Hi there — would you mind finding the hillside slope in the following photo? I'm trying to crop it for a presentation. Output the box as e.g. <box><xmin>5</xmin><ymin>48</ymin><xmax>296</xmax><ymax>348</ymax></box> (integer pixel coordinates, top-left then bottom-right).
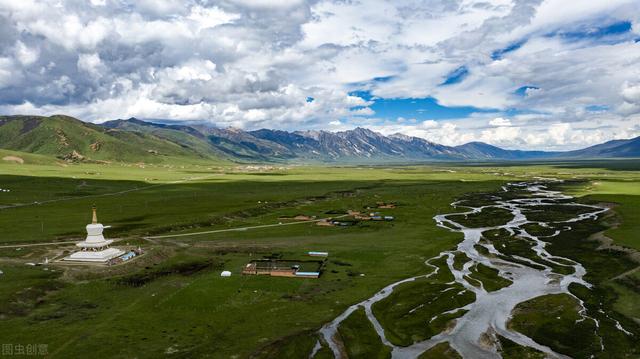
<box><xmin>0</xmin><ymin>115</ymin><xmax>225</xmax><ymax>163</ymax></box>
<box><xmin>559</xmin><ymin>136</ymin><xmax>640</xmax><ymax>158</ymax></box>
<box><xmin>102</xmin><ymin>118</ymin><xmax>229</xmax><ymax>160</ymax></box>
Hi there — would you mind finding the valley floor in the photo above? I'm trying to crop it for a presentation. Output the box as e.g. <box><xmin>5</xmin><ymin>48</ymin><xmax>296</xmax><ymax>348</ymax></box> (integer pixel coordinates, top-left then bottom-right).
<box><xmin>0</xmin><ymin>160</ymin><xmax>638</xmax><ymax>358</ymax></box>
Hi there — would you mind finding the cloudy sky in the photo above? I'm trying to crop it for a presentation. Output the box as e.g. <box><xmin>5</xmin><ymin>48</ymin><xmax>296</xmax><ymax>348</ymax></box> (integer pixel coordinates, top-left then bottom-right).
<box><xmin>1</xmin><ymin>0</ymin><xmax>640</xmax><ymax>150</ymax></box>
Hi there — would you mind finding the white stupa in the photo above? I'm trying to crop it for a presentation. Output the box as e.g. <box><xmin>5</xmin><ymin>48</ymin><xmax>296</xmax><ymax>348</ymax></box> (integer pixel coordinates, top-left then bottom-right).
<box><xmin>64</xmin><ymin>207</ymin><xmax>124</xmax><ymax>263</ymax></box>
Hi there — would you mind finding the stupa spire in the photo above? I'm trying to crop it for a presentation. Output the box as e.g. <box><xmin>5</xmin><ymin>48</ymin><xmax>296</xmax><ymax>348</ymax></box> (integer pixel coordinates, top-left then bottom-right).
<box><xmin>92</xmin><ymin>206</ymin><xmax>98</xmax><ymax>224</ymax></box>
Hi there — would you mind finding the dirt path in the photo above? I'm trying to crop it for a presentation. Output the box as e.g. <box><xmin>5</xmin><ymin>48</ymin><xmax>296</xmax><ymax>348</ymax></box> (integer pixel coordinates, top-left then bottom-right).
<box><xmin>142</xmin><ymin>215</ymin><xmax>348</xmax><ymax>240</ymax></box>
<box><xmin>591</xmin><ymin>230</ymin><xmax>640</xmax><ymax>264</ymax></box>
<box><xmin>611</xmin><ymin>266</ymin><xmax>640</xmax><ymax>281</ymax></box>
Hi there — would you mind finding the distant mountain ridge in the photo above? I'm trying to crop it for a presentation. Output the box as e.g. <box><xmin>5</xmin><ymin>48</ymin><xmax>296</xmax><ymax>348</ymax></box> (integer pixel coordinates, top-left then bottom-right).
<box><xmin>1</xmin><ymin>115</ymin><xmax>638</xmax><ymax>163</ymax></box>
<box><xmin>559</xmin><ymin>136</ymin><xmax>640</xmax><ymax>158</ymax></box>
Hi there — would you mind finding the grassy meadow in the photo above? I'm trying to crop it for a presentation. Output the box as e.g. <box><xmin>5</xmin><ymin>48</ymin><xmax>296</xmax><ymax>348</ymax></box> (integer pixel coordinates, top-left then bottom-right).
<box><xmin>0</xmin><ymin>158</ymin><xmax>638</xmax><ymax>358</ymax></box>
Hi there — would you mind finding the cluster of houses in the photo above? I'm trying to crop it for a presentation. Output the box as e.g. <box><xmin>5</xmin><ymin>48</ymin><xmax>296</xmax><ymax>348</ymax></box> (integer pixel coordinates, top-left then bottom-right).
<box><xmin>315</xmin><ymin>203</ymin><xmax>397</xmax><ymax>227</ymax></box>
<box><xmin>278</xmin><ymin>202</ymin><xmax>397</xmax><ymax>228</ymax></box>
<box><xmin>348</xmin><ymin>210</ymin><xmax>395</xmax><ymax>221</ymax></box>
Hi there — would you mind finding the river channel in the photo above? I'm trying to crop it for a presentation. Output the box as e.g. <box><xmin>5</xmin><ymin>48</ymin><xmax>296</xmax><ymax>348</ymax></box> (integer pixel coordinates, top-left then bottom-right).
<box><xmin>317</xmin><ymin>181</ymin><xmax>611</xmax><ymax>359</ymax></box>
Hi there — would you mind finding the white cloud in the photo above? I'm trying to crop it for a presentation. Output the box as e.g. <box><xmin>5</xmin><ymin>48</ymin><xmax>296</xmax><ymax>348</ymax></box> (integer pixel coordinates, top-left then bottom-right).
<box><xmin>77</xmin><ymin>53</ymin><xmax>103</xmax><ymax>75</ymax></box>
<box><xmin>481</xmin><ymin>125</ymin><xmax>521</xmax><ymax>146</ymax></box>
<box><xmin>618</xmin><ymin>82</ymin><xmax>640</xmax><ymax>115</ymax></box>
<box><xmin>134</xmin><ymin>0</ymin><xmax>187</xmax><ymax>17</ymax></box>
<box><xmin>0</xmin><ymin>57</ymin><xmax>18</xmax><ymax>88</ymax></box>
<box><xmin>231</xmin><ymin>0</ymin><xmax>305</xmax><ymax>10</ymax></box>
<box><xmin>547</xmin><ymin>123</ymin><xmax>571</xmax><ymax>145</ymax></box>
<box><xmin>621</xmin><ymin>83</ymin><xmax>640</xmax><ymax>103</ymax></box>
<box><xmin>489</xmin><ymin>117</ymin><xmax>512</xmax><ymax>127</ymax></box>
<box><xmin>14</xmin><ymin>41</ymin><xmax>39</xmax><ymax>66</ymax></box>
<box><xmin>419</xmin><ymin>120</ymin><xmax>439</xmax><ymax>129</ymax></box>
<box><xmin>25</xmin><ymin>15</ymin><xmax>111</xmax><ymax>51</ymax></box>
<box><xmin>351</xmin><ymin>107</ymin><xmax>375</xmax><ymax>116</ymax></box>
<box><xmin>187</xmin><ymin>6</ymin><xmax>240</xmax><ymax>32</ymax></box>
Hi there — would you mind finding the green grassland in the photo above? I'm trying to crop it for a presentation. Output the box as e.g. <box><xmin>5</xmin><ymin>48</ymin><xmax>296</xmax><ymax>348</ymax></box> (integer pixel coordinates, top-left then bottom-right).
<box><xmin>337</xmin><ymin>307</ymin><xmax>392</xmax><ymax>359</ymax></box>
<box><xmin>567</xmin><ymin>180</ymin><xmax>640</xmax><ymax>250</ymax></box>
<box><xmin>497</xmin><ymin>335</ymin><xmax>546</xmax><ymax>359</ymax></box>
<box><xmin>0</xmin><ymin>159</ymin><xmax>639</xmax><ymax>358</ymax></box>
<box><xmin>554</xmin><ymin>179</ymin><xmax>640</xmax><ymax>326</ymax></box>
<box><xmin>466</xmin><ymin>263</ymin><xmax>512</xmax><ymax>292</ymax></box>
<box><xmin>0</xmin><ymin>163</ymin><xmax>498</xmax><ymax>358</ymax></box>
<box><xmin>509</xmin><ymin>293</ymin><xmax>602</xmax><ymax>358</ymax></box>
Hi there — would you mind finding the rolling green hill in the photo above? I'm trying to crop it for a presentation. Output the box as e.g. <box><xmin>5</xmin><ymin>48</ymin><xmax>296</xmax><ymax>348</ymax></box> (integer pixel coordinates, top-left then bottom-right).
<box><xmin>0</xmin><ymin>115</ymin><xmax>228</xmax><ymax>164</ymax></box>
<box><xmin>101</xmin><ymin>118</ymin><xmax>232</xmax><ymax>160</ymax></box>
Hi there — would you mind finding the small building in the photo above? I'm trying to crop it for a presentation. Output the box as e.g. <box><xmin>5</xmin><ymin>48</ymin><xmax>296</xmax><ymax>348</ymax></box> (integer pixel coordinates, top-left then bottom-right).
<box><xmin>308</xmin><ymin>251</ymin><xmax>329</xmax><ymax>257</ymax></box>
<box><xmin>316</xmin><ymin>219</ymin><xmax>334</xmax><ymax>226</ymax></box>
<box><xmin>221</xmin><ymin>271</ymin><xmax>232</xmax><ymax>277</ymax></box>
<box><xmin>295</xmin><ymin>271</ymin><xmax>320</xmax><ymax>278</ymax></box>
<box><xmin>377</xmin><ymin>202</ymin><xmax>397</xmax><ymax>209</ymax></box>
<box><xmin>242</xmin><ymin>259</ymin><xmax>324</xmax><ymax>278</ymax></box>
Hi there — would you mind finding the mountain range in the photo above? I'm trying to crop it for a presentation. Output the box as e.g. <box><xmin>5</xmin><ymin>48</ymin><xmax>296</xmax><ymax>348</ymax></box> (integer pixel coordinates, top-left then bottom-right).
<box><xmin>0</xmin><ymin>115</ymin><xmax>638</xmax><ymax>164</ymax></box>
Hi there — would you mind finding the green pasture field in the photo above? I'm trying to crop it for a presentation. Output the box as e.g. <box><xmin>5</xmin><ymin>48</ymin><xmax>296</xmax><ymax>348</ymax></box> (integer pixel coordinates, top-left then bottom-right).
<box><xmin>337</xmin><ymin>307</ymin><xmax>392</xmax><ymax>359</ymax></box>
<box><xmin>566</xmin><ymin>180</ymin><xmax>640</xmax><ymax>250</ymax></box>
<box><xmin>0</xmin><ymin>158</ymin><xmax>638</xmax><ymax>358</ymax></box>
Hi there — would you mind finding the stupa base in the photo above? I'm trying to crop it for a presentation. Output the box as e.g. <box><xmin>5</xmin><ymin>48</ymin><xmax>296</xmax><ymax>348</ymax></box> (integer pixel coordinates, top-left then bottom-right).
<box><xmin>63</xmin><ymin>247</ymin><xmax>125</xmax><ymax>263</ymax></box>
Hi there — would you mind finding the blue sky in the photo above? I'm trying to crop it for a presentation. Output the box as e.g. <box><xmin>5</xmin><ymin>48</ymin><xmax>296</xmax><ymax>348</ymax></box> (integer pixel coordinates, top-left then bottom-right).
<box><xmin>349</xmin><ymin>91</ymin><xmax>497</xmax><ymax>121</ymax></box>
<box><xmin>0</xmin><ymin>0</ymin><xmax>639</xmax><ymax>150</ymax></box>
